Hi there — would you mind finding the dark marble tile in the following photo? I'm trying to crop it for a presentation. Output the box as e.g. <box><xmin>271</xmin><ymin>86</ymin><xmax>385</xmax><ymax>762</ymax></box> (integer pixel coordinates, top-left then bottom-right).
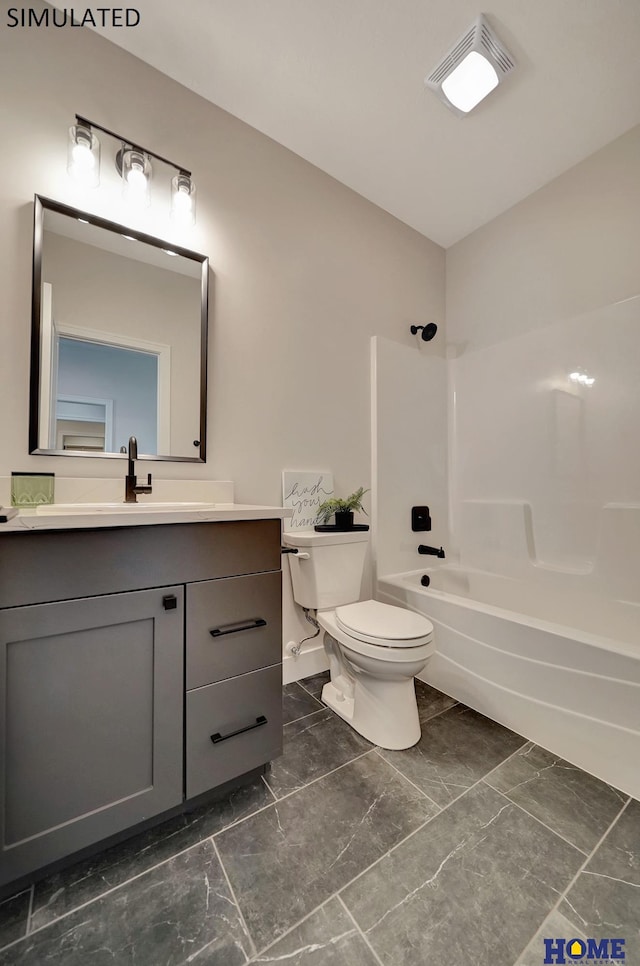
<box><xmin>561</xmin><ymin>869</ymin><xmax>640</xmax><ymax>964</ymax></box>
<box><xmin>415</xmin><ymin>679</ymin><xmax>457</xmax><ymax>724</ymax></box>
<box><xmin>31</xmin><ymin>774</ymin><xmax>273</xmax><ymax>931</ymax></box>
<box><xmin>341</xmin><ymin>781</ymin><xmax>584</xmax><ymax>966</ymax></box>
<box><xmin>298</xmin><ymin>671</ymin><xmax>330</xmax><ymax>699</ymax></box>
<box><xmin>584</xmin><ymin>798</ymin><xmax>640</xmax><ymax>884</ymax></box>
<box><xmin>0</xmin><ymin>891</ymin><xmax>30</xmax><ymax>953</ymax></box>
<box><xmin>486</xmin><ymin>742</ymin><xmax>628</xmax><ymax>854</ymax></box>
<box><xmin>242</xmin><ymin>898</ymin><xmax>377</xmax><ymax>965</ymax></box>
<box><xmin>1</xmin><ymin>840</ymin><xmax>251</xmax><ymax>966</ymax></box>
<box><xmin>282</xmin><ymin>683</ymin><xmax>323</xmax><ymax>726</ymax></box>
<box><xmin>378</xmin><ymin>705</ymin><xmax>526</xmax><ymax>806</ymax></box>
<box><xmin>557</xmin><ymin>799</ymin><xmax>640</xmax><ymax>966</ymax></box>
<box><xmin>216</xmin><ymin>752</ymin><xmax>438</xmax><ymax>952</ymax></box>
<box><xmin>515</xmin><ymin>910</ymin><xmax>585</xmax><ymax>966</ymax></box>
<box><xmin>265</xmin><ymin>708</ymin><xmax>373</xmax><ymax>799</ymax></box>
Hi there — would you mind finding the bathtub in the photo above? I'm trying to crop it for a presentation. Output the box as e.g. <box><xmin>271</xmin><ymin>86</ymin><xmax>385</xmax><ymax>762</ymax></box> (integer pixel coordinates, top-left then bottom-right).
<box><xmin>378</xmin><ymin>567</ymin><xmax>640</xmax><ymax>801</ymax></box>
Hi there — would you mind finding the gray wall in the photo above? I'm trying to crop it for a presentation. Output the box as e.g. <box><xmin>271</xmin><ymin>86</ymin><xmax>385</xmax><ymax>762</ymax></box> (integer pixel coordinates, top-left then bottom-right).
<box><xmin>0</xmin><ymin>4</ymin><xmax>444</xmax><ymax>648</ymax></box>
<box><xmin>0</xmin><ymin>8</ymin><xmax>445</xmax><ymax>497</ymax></box>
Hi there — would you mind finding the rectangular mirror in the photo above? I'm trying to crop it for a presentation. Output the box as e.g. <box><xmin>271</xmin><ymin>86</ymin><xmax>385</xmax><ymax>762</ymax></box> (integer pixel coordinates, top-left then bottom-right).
<box><xmin>30</xmin><ymin>196</ymin><xmax>208</xmax><ymax>462</ymax></box>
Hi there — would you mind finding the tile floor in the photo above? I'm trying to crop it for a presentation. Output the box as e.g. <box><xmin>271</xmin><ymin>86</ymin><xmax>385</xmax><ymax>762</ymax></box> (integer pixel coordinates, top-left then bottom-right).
<box><xmin>0</xmin><ymin>673</ymin><xmax>637</xmax><ymax>965</ymax></box>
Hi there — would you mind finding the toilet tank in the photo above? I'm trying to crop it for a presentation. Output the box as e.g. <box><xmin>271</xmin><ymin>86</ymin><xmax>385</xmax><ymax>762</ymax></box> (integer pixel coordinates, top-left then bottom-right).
<box><xmin>283</xmin><ymin>530</ymin><xmax>369</xmax><ymax>609</ymax></box>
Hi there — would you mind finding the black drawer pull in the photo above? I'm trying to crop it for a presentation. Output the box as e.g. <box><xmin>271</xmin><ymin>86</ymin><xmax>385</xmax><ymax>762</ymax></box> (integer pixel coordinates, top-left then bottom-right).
<box><xmin>210</xmin><ymin>715</ymin><xmax>268</xmax><ymax>744</ymax></box>
<box><xmin>209</xmin><ymin>618</ymin><xmax>267</xmax><ymax>638</ymax></box>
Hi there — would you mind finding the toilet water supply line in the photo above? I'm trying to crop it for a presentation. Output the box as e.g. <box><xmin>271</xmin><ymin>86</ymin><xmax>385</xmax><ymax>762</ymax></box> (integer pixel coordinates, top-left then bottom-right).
<box><xmin>287</xmin><ymin>608</ymin><xmax>320</xmax><ymax>657</ymax></box>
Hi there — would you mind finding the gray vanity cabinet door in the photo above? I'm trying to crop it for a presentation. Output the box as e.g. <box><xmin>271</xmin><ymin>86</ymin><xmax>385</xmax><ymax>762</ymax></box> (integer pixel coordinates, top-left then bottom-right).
<box><xmin>0</xmin><ymin>587</ymin><xmax>184</xmax><ymax>888</ymax></box>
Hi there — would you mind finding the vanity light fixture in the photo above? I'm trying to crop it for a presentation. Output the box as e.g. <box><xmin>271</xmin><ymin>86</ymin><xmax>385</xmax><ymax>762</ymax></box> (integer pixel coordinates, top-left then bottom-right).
<box><xmin>67</xmin><ymin>115</ymin><xmax>197</xmax><ymax>225</ymax></box>
<box><xmin>569</xmin><ymin>370</ymin><xmax>595</xmax><ymax>387</ymax></box>
<box><xmin>425</xmin><ymin>14</ymin><xmax>515</xmax><ymax>116</ymax></box>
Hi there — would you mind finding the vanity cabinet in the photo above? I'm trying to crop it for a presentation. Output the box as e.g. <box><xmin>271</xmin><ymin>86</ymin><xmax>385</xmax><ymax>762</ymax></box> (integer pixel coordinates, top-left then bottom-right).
<box><xmin>0</xmin><ymin>588</ymin><xmax>184</xmax><ymax>888</ymax></box>
<box><xmin>0</xmin><ymin>520</ymin><xmax>283</xmax><ymax>890</ymax></box>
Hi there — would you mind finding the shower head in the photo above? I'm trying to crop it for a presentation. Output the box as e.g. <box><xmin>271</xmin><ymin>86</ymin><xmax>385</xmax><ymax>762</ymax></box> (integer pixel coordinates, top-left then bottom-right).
<box><xmin>410</xmin><ymin>322</ymin><xmax>438</xmax><ymax>342</ymax></box>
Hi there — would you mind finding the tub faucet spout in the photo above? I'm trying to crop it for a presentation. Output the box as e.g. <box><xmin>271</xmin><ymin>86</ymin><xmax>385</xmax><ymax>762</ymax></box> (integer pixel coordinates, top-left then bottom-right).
<box><xmin>418</xmin><ymin>544</ymin><xmax>445</xmax><ymax>558</ymax></box>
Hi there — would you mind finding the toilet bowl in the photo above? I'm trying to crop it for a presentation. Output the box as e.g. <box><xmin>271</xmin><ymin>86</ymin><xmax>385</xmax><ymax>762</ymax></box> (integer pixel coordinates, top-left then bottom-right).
<box><xmin>283</xmin><ymin>529</ymin><xmax>434</xmax><ymax>749</ymax></box>
<box><xmin>318</xmin><ymin>601</ymin><xmax>433</xmax><ymax>749</ymax></box>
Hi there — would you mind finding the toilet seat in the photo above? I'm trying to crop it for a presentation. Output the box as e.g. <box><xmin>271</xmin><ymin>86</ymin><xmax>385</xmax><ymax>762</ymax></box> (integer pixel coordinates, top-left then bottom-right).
<box><xmin>334</xmin><ymin>600</ymin><xmax>433</xmax><ymax>649</ymax></box>
<box><xmin>318</xmin><ymin>607</ymin><xmax>434</xmax><ymax>664</ymax></box>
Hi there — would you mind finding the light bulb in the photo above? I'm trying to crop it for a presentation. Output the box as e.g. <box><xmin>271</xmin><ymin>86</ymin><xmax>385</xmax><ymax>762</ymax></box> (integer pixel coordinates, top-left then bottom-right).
<box><xmin>72</xmin><ymin>142</ymin><xmax>95</xmax><ymax>170</ymax></box>
<box><xmin>174</xmin><ymin>186</ymin><xmax>193</xmax><ymax>212</ymax></box>
<box><xmin>127</xmin><ymin>164</ymin><xmax>148</xmax><ymax>192</ymax></box>
<box><xmin>67</xmin><ymin>124</ymin><xmax>100</xmax><ymax>187</ymax></box>
<box><xmin>120</xmin><ymin>149</ymin><xmax>152</xmax><ymax>208</ymax></box>
<box><xmin>171</xmin><ymin>173</ymin><xmax>196</xmax><ymax>226</ymax></box>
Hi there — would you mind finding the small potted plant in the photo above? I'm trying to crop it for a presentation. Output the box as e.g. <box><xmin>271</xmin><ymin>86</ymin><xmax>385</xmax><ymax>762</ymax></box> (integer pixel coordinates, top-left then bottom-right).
<box><xmin>316</xmin><ymin>486</ymin><xmax>369</xmax><ymax>530</ymax></box>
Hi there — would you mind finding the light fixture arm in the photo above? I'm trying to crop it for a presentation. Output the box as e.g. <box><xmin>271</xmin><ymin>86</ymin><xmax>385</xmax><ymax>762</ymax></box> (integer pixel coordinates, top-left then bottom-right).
<box><xmin>75</xmin><ymin>114</ymin><xmax>191</xmax><ymax>177</ymax></box>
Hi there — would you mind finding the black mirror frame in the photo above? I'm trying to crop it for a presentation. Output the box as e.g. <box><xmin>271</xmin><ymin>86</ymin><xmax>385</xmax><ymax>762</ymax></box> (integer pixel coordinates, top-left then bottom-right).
<box><xmin>29</xmin><ymin>194</ymin><xmax>209</xmax><ymax>463</ymax></box>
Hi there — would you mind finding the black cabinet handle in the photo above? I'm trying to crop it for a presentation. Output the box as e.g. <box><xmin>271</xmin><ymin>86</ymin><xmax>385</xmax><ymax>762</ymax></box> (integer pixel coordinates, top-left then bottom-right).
<box><xmin>209</xmin><ymin>618</ymin><xmax>266</xmax><ymax>638</ymax></box>
<box><xmin>210</xmin><ymin>715</ymin><xmax>267</xmax><ymax>744</ymax></box>
<box><xmin>163</xmin><ymin>595</ymin><xmax>178</xmax><ymax>610</ymax></box>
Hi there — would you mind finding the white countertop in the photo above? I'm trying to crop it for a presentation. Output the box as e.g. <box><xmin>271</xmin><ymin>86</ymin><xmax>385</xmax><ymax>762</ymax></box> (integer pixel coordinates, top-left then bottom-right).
<box><xmin>0</xmin><ymin>503</ymin><xmax>290</xmax><ymax>532</ymax></box>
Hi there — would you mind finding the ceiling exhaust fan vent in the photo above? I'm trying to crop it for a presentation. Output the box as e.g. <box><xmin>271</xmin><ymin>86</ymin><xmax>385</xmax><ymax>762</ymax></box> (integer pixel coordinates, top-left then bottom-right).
<box><xmin>479</xmin><ymin>21</ymin><xmax>515</xmax><ymax>75</ymax></box>
<box><xmin>425</xmin><ymin>14</ymin><xmax>516</xmax><ymax>117</ymax></box>
<box><xmin>427</xmin><ymin>26</ymin><xmax>476</xmax><ymax>87</ymax></box>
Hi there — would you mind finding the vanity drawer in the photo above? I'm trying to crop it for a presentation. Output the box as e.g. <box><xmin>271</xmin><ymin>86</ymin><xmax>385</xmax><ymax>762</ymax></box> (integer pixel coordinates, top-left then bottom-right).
<box><xmin>186</xmin><ymin>571</ymin><xmax>282</xmax><ymax>688</ymax></box>
<box><xmin>186</xmin><ymin>665</ymin><xmax>282</xmax><ymax>798</ymax></box>
<box><xmin>0</xmin><ymin>520</ymin><xmax>281</xmax><ymax>609</ymax></box>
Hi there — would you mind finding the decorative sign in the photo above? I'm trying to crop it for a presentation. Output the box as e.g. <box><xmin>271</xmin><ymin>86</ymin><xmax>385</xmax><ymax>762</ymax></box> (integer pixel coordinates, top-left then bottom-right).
<box><xmin>282</xmin><ymin>471</ymin><xmax>334</xmax><ymax>531</ymax></box>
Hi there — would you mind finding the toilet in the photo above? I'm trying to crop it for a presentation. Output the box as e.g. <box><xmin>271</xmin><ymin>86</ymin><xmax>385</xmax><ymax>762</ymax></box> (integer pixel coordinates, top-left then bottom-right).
<box><xmin>283</xmin><ymin>529</ymin><xmax>433</xmax><ymax>749</ymax></box>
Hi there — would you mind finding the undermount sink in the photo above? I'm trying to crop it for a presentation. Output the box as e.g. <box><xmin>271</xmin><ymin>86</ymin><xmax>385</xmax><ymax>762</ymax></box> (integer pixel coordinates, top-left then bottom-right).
<box><xmin>36</xmin><ymin>502</ymin><xmax>216</xmax><ymax>515</ymax></box>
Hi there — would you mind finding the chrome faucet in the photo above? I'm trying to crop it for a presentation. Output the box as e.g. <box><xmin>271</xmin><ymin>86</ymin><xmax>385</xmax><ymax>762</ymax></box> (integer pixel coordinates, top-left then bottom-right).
<box><xmin>125</xmin><ymin>436</ymin><xmax>152</xmax><ymax>503</ymax></box>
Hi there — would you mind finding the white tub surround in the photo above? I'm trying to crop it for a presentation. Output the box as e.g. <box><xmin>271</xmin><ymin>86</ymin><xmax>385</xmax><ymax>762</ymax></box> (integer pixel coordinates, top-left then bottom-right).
<box><xmin>378</xmin><ymin>568</ymin><xmax>640</xmax><ymax>801</ymax></box>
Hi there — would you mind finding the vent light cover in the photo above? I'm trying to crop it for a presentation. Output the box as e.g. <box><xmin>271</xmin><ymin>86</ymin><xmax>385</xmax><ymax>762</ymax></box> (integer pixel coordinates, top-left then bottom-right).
<box><xmin>425</xmin><ymin>14</ymin><xmax>515</xmax><ymax>116</ymax></box>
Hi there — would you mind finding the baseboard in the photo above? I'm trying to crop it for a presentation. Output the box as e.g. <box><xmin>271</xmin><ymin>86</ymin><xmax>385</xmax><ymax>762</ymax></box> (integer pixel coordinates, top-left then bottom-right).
<box><xmin>282</xmin><ymin>641</ymin><xmax>328</xmax><ymax>684</ymax></box>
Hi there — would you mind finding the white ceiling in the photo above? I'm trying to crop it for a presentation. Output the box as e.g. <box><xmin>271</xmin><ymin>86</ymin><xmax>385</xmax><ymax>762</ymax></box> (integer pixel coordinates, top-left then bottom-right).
<box><xmin>87</xmin><ymin>0</ymin><xmax>640</xmax><ymax>247</ymax></box>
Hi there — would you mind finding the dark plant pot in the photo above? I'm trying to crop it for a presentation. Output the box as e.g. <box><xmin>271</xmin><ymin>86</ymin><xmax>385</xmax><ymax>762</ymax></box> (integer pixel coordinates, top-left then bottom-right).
<box><xmin>334</xmin><ymin>510</ymin><xmax>354</xmax><ymax>530</ymax></box>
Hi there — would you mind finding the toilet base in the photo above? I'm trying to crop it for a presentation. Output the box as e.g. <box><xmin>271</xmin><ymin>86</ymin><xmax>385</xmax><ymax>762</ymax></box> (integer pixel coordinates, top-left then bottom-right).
<box><xmin>321</xmin><ymin>681</ymin><xmax>355</xmax><ymax>724</ymax></box>
<box><xmin>317</xmin><ymin>608</ymin><xmax>432</xmax><ymax>750</ymax></box>
<box><xmin>322</xmin><ymin>671</ymin><xmax>422</xmax><ymax>750</ymax></box>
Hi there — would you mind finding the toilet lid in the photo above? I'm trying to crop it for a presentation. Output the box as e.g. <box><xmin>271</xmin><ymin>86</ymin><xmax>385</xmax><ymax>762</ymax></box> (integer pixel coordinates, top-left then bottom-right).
<box><xmin>335</xmin><ymin>600</ymin><xmax>433</xmax><ymax>648</ymax></box>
